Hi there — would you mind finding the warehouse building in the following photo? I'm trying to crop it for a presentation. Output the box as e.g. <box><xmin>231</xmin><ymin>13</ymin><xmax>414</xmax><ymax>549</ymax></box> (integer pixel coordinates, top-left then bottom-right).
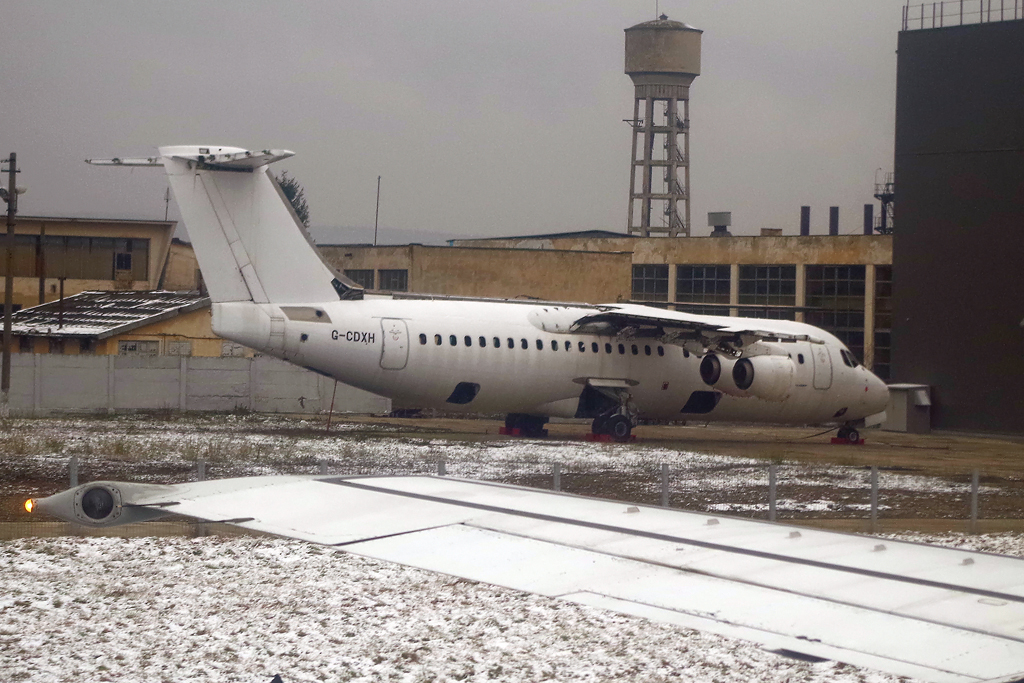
<box><xmin>0</xmin><ymin>216</ymin><xmax>176</xmax><ymax>311</ymax></box>
<box><xmin>892</xmin><ymin>8</ymin><xmax>1024</xmax><ymax>432</ymax></box>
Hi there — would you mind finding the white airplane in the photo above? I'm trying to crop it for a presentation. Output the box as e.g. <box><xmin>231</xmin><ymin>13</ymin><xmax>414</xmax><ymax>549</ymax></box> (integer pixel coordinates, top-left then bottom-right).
<box><xmin>89</xmin><ymin>145</ymin><xmax>889</xmax><ymax>442</ymax></box>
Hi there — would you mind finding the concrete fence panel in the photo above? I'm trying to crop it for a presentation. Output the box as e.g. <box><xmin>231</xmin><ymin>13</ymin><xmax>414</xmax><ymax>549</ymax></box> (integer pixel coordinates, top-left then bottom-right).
<box><xmin>113</xmin><ymin>356</ymin><xmax>181</xmax><ymax>411</ymax></box>
<box><xmin>252</xmin><ymin>356</ymin><xmax>323</xmax><ymax>413</ymax></box>
<box><xmin>7</xmin><ymin>353</ymin><xmax>390</xmax><ymax>416</ymax></box>
<box><xmin>9</xmin><ymin>355</ymin><xmax>37</xmax><ymax>412</ymax></box>
<box><xmin>39</xmin><ymin>355</ymin><xmax>110</xmax><ymax>412</ymax></box>
<box><xmin>319</xmin><ymin>376</ymin><xmax>392</xmax><ymax>415</ymax></box>
<box><xmin>185</xmin><ymin>357</ymin><xmax>251</xmax><ymax>412</ymax></box>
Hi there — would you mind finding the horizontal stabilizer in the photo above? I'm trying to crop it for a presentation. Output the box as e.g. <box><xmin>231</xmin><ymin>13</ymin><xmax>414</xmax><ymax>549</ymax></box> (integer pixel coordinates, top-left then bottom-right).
<box><xmin>86</xmin><ymin>147</ymin><xmax>294</xmax><ymax>171</ymax></box>
<box><xmin>85</xmin><ymin>156</ymin><xmax>161</xmax><ymax>167</ymax></box>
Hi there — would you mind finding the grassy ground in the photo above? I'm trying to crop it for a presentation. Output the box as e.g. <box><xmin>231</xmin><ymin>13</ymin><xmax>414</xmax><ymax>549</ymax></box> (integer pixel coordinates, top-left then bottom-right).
<box><xmin>2</xmin><ymin>412</ymin><xmax>1023</xmax><ymax>533</ymax></box>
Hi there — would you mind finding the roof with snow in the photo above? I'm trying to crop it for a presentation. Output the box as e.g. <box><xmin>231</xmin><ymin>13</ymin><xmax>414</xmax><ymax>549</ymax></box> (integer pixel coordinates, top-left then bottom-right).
<box><xmin>10</xmin><ymin>291</ymin><xmax>210</xmax><ymax>339</ymax></box>
<box><xmin>452</xmin><ymin>230</ymin><xmax>634</xmax><ymax>243</ymax></box>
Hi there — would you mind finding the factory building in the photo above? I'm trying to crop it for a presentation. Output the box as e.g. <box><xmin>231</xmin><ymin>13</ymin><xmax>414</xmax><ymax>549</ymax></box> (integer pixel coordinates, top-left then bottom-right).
<box><xmin>892</xmin><ymin>6</ymin><xmax>1024</xmax><ymax>432</ymax></box>
<box><xmin>0</xmin><ymin>216</ymin><xmax>176</xmax><ymax>311</ymax></box>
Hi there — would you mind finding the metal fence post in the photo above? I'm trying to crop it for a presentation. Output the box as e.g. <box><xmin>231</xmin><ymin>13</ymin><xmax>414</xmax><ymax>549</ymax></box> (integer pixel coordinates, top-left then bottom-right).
<box><xmin>437</xmin><ymin>459</ymin><xmax>446</xmax><ymax>477</ymax></box>
<box><xmin>970</xmin><ymin>469</ymin><xmax>979</xmax><ymax>534</ymax></box>
<box><xmin>197</xmin><ymin>460</ymin><xmax>206</xmax><ymax>482</ymax></box>
<box><xmin>69</xmin><ymin>455</ymin><xmax>78</xmax><ymax>488</ymax></box>
<box><xmin>870</xmin><ymin>466</ymin><xmax>879</xmax><ymax>534</ymax></box>
<box><xmin>318</xmin><ymin>459</ymin><xmax>328</xmax><ymax>475</ymax></box>
<box><xmin>768</xmin><ymin>463</ymin><xmax>777</xmax><ymax>522</ymax></box>
<box><xmin>552</xmin><ymin>462</ymin><xmax>561</xmax><ymax>491</ymax></box>
<box><xmin>661</xmin><ymin>463</ymin><xmax>670</xmax><ymax>508</ymax></box>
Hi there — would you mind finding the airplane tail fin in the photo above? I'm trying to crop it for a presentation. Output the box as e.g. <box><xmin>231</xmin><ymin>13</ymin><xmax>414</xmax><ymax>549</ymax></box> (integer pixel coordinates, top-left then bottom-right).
<box><xmin>156</xmin><ymin>146</ymin><xmax>360</xmax><ymax>304</ymax></box>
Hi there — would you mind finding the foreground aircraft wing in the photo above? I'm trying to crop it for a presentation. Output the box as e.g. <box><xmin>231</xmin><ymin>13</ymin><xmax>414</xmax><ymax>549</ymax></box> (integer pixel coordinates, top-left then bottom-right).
<box><xmin>571</xmin><ymin>303</ymin><xmax>818</xmax><ymax>354</ymax></box>
<box><xmin>31</xmin><ymin>475</ymin><xmax>1024</xmax><ymax>683</ymax></box>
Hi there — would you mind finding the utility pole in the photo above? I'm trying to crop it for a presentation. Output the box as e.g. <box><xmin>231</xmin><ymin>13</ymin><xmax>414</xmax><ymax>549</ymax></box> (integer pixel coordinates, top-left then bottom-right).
<box><xmin>373</xmin><ymin>176</ymin><xmax>381</xmax><ymax>246</ymax></box>
<box><xmin>1</xmin><ymin>153</ymin><xmax>21</xmax><ymax>418</ymax></box>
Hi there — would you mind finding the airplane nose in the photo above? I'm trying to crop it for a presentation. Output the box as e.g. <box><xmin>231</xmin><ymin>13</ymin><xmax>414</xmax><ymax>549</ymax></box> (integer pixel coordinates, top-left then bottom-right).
<box><xmin>868</xmin><ymin>372</ymin><xmax>890</xmax><ymax>412</ymax></box>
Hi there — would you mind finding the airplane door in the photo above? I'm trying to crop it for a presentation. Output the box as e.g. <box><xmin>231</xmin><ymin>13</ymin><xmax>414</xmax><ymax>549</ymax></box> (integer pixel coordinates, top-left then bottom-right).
<box><xmin>380</xmin><ymin>318</ymin><xmax>409</xmax><ymax>370</ymax></box>
<box><xmin>811</xmin><ymin>343</ymin><xmax>833</xmax><ymax>390</ymax></box>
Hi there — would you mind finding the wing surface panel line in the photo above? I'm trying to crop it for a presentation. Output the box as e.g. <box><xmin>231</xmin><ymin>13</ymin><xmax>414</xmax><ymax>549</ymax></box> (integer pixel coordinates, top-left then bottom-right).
<box><xmin>327</xmin><ymin>478</ymin><xmax>1024</xmax><ymax>608</ymax></box>
<box><xmin>331</xmin><ymin>523</ymin><xmax>455</xmax><ymax>547</ymax></box>
<box><xmin>457</xmin><ymin>521</ymin><xmax>1024</xmax><ymax>649</ymax></box>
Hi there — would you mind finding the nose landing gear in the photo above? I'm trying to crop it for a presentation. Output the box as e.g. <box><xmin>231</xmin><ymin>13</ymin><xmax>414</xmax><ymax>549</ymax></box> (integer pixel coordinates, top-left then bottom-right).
<box><xmin>835</xmin><ymin>425</ymin><xmax>861</xmax><ymax>444</ymax></box>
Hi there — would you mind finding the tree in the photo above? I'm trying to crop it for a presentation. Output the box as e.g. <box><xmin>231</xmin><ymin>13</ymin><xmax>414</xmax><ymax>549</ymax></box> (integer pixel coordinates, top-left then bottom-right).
<box><xmin>276</xmin><ymin>171</ymin><xmax>310</xmax><ymax>228</ymax></box>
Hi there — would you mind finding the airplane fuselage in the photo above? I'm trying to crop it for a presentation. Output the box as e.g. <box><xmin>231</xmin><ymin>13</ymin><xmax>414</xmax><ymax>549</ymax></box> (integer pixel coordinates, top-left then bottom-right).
<box><xmin>214</xmin><ymin>296</ymin><xmax>889</xmax><ymax>425</ymax></box>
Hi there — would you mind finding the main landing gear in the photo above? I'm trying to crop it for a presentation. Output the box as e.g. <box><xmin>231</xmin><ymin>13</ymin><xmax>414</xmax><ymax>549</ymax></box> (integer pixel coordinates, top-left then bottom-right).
<box><xmin>591</xmin><ymin>413</ymin><xmax>634</xmax><ymax>442</ymax></box>
<box><xmin>504</xmin><ymin>413</ymin><xmax>548</xmax><ymax>438</ymax></box>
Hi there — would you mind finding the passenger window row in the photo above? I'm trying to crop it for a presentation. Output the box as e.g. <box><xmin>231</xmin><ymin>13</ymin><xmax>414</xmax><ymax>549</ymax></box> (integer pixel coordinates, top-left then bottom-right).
<box><xmin>417</xmin><ymin>333</ymin><xmax>665</xmax><ymax>357</ymax></box>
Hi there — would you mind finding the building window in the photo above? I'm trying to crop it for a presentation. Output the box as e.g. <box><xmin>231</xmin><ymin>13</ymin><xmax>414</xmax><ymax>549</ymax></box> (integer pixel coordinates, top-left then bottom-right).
<box><xmin>79</xmin><ymin>338</ymin><xmax>96</xmax><ymax>355</ymax></box>
<box><xmin>0</xmin><ymin>235</ymin><xmax>151</xmax><ymax>281</ymax></box>
<box><xmin>676</xmin><ymin>265</ymin><xmax>731</xmax><ymax>315</ymax></box>
<box><xmin>344</xmin><ymin>269</ymin><xmax>375</xmax><ymax>289</ymax></box>
<box><xmin>873</xmin><ymin>265</ymin><xmax>892</xmax><ymax>380</ymax></box>
<box><xmin>118</xmin><ymin>340</ymin><xmax>159</xmax><ymax>356</ymax></box>
<box><xmin>166</xmin><ymin>340</ymin><xmax>193</xmax><ymax>357</ymax></box>
<box><xmin>738</xmin><ymin>265</ymin><xmax>796</xmax><ymax>320</ymax></box>
<box><xmin>48</xmin><ymin>338</ymin><xmax>65</xmax><ymax>354</ymax></box>
<box><xmin>221</xmin><ymin>341</ymin><xmax>247</xmax><ymax>357</ymax></box>
<box><xmin>631</xmin><ymin>264</ymin><xmax>669</xmax><ymax>302</ymax></box>
<box><xmin>378</xmin><ymin>269</ymin><xmax>408</xmax><ymax>292</ymax></box>
<box><xmin>18</xmin><ymin>336</ymin><xmax>32</xmax><ymax>353</ymax></box>
<box><xmin>114</xmin><ymin>252</ymin><xmax>133</xmax><ymax>272</ymax></box>
<box><xmin>805</xmin><ymin>265</ymin><xmax>867</xmax><ymax>363</ymax></box>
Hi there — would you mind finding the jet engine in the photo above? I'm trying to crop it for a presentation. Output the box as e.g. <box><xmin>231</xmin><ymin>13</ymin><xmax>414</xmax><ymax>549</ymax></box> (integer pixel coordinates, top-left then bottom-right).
<box><xmin>699</xmin><ymin>354</ymin><xmax>750</xmax><ymax>397</ymax></box>
<box><xmin>732</xmin><ymin>355</ymin><xmax>796</xmax><ymax>402</ymax></box>
<box><xmin>27</xmin><ymin>482</ymin><xmax>173</xmax><ymax>527</ymax></box>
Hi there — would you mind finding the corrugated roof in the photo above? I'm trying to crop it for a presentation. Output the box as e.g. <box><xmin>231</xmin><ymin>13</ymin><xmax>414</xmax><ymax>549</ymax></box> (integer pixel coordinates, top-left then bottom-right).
<box><xmin>454</xmin><ymin>230</ymin><xmax>634</xmax><ymax>242</ymax></box>
<box><xmin>10</xmin><ymin>291</ymin><xmax>210</xmax><ymax>339</ymax></box>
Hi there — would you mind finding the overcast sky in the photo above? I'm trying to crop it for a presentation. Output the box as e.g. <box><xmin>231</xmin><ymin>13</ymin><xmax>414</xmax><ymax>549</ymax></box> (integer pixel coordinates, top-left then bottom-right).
<box><xmin>1</xmin><ymin>1</ymin><xmax>911</xmax><ymax>242</ymax></box>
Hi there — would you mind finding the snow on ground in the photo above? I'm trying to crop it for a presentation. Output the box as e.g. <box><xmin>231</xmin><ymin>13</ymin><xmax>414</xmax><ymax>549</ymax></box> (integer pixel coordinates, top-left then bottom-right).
<box><xmin>3</xmin><ymin>416</ymin><xmax>1022</xmax><ymax>681</ymax></box>
<box><xmin>11</xmin><ymin>531</ymin><xmax>1015</xmax><ymax>683</ymax></box>
<box><xmin>2</xmin><ymin>414</ymin><xmax>995</xmax><ymax>519</ymax></box>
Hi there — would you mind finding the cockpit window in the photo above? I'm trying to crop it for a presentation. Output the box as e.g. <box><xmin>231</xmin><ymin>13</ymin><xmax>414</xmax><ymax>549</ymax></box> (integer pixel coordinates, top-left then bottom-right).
<box><xmin>840</xmin><ymin>349</ymin><xmax>860</xmax><ymax>368</ymax></box>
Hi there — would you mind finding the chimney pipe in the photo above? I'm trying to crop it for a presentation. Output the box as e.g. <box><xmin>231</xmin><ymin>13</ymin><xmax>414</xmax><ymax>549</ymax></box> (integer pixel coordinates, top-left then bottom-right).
<box><xmin>829</xmin><ymin>206</ymin><xmax>839</xmax><ymax>236</ymax></box>
<box><xmin>863</xmin><ymin>204</ymin><xmax>874</xmax><ymax>235</ymax></box>
<box><xmin>800</xmin><ymin>206</ymin><xmax>810</xmax><ymax>236</ymax></box>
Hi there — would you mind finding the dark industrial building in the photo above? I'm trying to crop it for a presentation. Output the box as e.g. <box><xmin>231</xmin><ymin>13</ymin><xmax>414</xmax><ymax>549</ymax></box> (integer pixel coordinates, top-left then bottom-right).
<box><xmin>893</xmin><ymin>10</ymin><xmax>1024</xmax><ymax>432</ymax></box>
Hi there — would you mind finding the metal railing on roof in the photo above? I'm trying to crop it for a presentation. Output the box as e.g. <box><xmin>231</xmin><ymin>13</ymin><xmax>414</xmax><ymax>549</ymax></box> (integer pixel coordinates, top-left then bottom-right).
<box><xmin>902</xmin><ymin>0</ymin><xmax>1022</xmax><ymax>30</ymax></box>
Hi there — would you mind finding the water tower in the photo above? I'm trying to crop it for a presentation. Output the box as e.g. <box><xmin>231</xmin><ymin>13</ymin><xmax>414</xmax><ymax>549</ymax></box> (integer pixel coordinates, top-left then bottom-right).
<box><xmin>625</xmin><ymin>15</ymin><xmax>702</xmax><ymax>237</ymax></box>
